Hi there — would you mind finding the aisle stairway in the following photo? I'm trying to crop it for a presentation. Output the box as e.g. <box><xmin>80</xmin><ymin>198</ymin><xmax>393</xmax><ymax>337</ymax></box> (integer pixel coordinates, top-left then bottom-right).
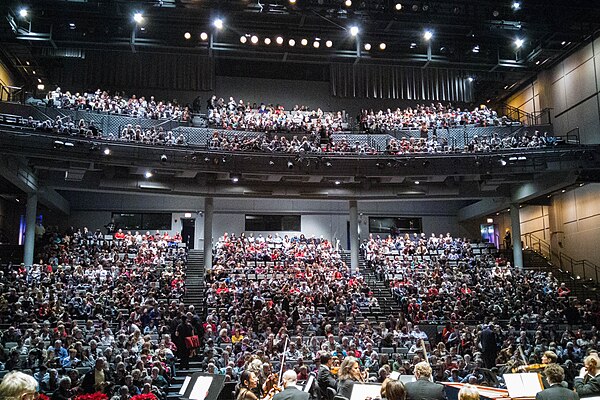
<box><xmin>184</xmin><ymin>250</ymin><xmax>207</xmax><ymax>313</ymax></box>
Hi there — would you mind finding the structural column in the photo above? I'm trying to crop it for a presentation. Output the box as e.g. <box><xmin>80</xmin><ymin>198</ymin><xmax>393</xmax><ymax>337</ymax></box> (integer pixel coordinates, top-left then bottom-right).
<box><xmin>349</xmin><ymin>200</ymin><xmax>359</xmax><ymax>272</ymax></box>
<box><xmin>203</xmin><ymin>197</ymin><xmax>214</xmax><ymax>270</ymax></box>
<box><xmin>23</xmin><ymin>192</ymin><xmax>38</xmax><ymax>267</ymax></box>
<box><xmin>510</xmin><ymin>204</ymin><xmax>523</xmax><ymax>268</ymax></box>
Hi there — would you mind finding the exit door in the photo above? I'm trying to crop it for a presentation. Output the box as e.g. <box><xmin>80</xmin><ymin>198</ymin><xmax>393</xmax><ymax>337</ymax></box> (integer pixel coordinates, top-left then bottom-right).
<box><xmin>181</xmin><ymin>219</ymin><xmax>195</xmax><ymax>249</ymax></box>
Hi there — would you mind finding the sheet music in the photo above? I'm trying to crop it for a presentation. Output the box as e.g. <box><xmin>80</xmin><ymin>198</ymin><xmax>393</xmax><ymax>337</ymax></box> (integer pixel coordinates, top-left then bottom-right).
<box><xmin>350</xmin><ymin>383</ymin><xmax>382</xmax><ymax>400</ymax></box>
<box><xmin>189</xmin><ymin>376</ymin><xmax>214</xmax><ymax>400</ymax></box>
<box><xmin>504</xmin><ymin>373</ymin><xmax>543</xmax><ymax>398</ymax></box>
<box><xmin>179</xmin><ymin>376</ymin><xmax>192</xmax><ymax>395</ymax></box>
<box><xmin>304</xmin><ymin>374</ymin><xmax>315</xmax><ymax>392</ymax></box>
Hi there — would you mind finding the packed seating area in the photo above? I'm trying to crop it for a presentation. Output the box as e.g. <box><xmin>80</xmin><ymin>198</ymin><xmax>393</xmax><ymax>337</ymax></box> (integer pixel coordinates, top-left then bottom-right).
<box><xmin>45</xmin><ymin>87</ymin><xmax>191</xmax><ymax>122</ymax></box>
<box><xmin>358</xmin><ymin>104</ymin><xmax>518</xmax><ymax>133</ymax></box>
<box><xmin>0</xmin><ymin>227</ymin><xmax>188</xmax><ymax>399</ymax></box>
<box><xmin>207</xmin><ymin>95</ymin><xmax>347</xmax><ymax>133</ymax></box>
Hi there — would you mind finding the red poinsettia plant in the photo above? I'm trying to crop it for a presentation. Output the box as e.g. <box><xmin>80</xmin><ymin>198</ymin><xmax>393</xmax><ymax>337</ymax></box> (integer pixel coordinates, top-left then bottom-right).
<box><xmin>73</xmin><ymin>393</ymin><xmax>109</xmax><ymax>400</ymax></box>
<box><xmin>130</xmin><ymin>394</ymin><xmax>157</xmax><ymax>400</ymax></box>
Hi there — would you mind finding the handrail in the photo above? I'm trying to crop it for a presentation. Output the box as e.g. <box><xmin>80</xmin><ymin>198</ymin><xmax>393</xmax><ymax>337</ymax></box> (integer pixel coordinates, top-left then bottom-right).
<box><xmin>521</xmin><ymin>232</ymin><xmax>600</xmax><ymax>283</ymax></box>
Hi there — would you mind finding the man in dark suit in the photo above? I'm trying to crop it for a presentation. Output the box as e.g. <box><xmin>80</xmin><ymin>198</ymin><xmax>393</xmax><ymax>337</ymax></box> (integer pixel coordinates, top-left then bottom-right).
<box><xmin>479</xmin><ymin>324</ymin><xmax>498</xmax><ymax>369</ymax></box>
<box><xmin>405</xmin><ymin>362</ymin><xmax>446</xmax><ymax>400</ymax></box>
<box><xmin>317</xmin><ymin>353</ymin><xmax>337</xmax><ymax>400</ymax></box>
<box><xmin>273</xmin><ymin>370</ymin><xmax>310</xmax><ymax>400</ymax></box>
<box><xmin>536</xmin><ymin>364</ymin><xmax>579</xmax><ymax>400</ymax></box>
<box><xmin>81</xmin><ymin>357</ymin><xmax>113</xmax><ymax>394</ymax></box>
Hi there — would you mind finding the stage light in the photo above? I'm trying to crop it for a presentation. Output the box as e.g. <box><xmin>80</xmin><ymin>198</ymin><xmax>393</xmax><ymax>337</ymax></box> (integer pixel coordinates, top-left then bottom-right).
<box><xmin>395</xmin><ymin>3</ymin><xmax>402</xmax><ymax>10</ymax></box>
<box><xmin>287</xmin><ymin>161</ymin><xmax>294</xmax><ymax>169</ymax></box>
<box><xmin>301</xmin><ymin>38</ymin><xmax>308</xmax><ymax>46</ymax></box>
<box><xmin>345</xmin><ymin>0</ymin><xmax>352</xmax><ymax>6</ymax></box>
<box><xmin>19</xmin><ymin>8</ymin><xmax>28</xmax><ymax>18</ymax></box>
<box><xmin>410</xmin><ymin>42</ymin><xmax>417</xmax><ymax>48</ymax></box>
<box><xmin>251</xmin><ymin>35</ymin><xmax>259</xmax><ymax>44</ymax></box>
<box><xmin>231</xmin><ymin>175</ymin><xmax>240</xmax><ymax>183</ymax></box>
<box><xmin>133</xmin><ymin>12</ymin><xmax>143</xmax><ymax>24</ymax></box>
<box><xmin>514</xmin><ymin>38</ymin><xmax>524</xmax><ymax>48</ymax></box>
<box><xmin>364</xmin><ymin>43</ymin><xmax>371</xmax><ymax>51</ymax></box>
<box><xmin>335</xmin><ymin>180</ymin><xmax>341</xmax><ymax>185</ymax></box>
<box><xmin>144</xmin><ymin>171</ymin><xmax>153</xmax><ymax>178</ymax></box>
<box><xmin>103</xmin><ymin>148</ymin><xmax>111</xmax><ymax>155</ymax></box>
<box><xmin>37</xmin><ymin>84</ymin><xmax>44</xmax><ymax>90</ymax></box>
<box><xmin>468</xmin><ymin>77</ymin><xmax>474</xmax><ymax>82</ymax></box>
<box><xmin>472</xmin><ymin>45</ymin><xmax>480</xmax><ymax>53</ymax></box>
<box><xmin>423</xmin><ymin>30</ymin><xmax>433</xmax><ymax>41</ymax></box>
<box><xmin>289</xmin><ymin>0</ymin><xmax>296</xmax><ymax>3</ymax></box>
<box><xmin>69</xmin><ymin>23</ymin><xmax>76</xmax><ymax>29</ymax></box>
<box><xmin>289</xmin><ymin>39</ymin><xmax>296</xmax><ymax>46</ymax></box>
<box><xmin>379</xmin><ymin>43</ymin><xmax>386</xmax><ymax>50</ymax></box>
<box><xmin>240</xmin><ymin>36</ymin><xmax>247</xmax><ymax>43</ymax></box>
<box><xmin>500</xmin><ymin>159</ymin><xmax>507</xmax><ymax>166</ymax></box>
<box><xmin>264</xmin><ymin>37</ymin><xmax>271</xmax><ymax>45</ymax></box>
<box><xmin>414</xmin><ymin>181</ymin><xmax>420</xmax><ymax>185</ymax></box>
<box><xmin>313</xmin><ymin>40</ymin><xmax>320</xmax><ymax>48</ymax></box>
<box><xmin>326</xmin><ymin>40</ymin><xmax>333</xmax><ymax>47</ymax></box>
<box><xmin>512</xmin><ymin>1</ymin><xmax>520</xmax><ymax>10</ymax></box>
<box><xmin>276</xmin><ymin>36</ymin><xmax>284</xmax><ymax>45</ymax></box>
<box><xmin>350</xmin><ymin>26</ymin><xmax>359</xmax><ymax>36</ymax></box>
<box><xmin>200</xmin><ymin>32</ymin><xmax>208</xmax><ymax>40</ymax></box>
<box><xmin>213</xmin><ymin>18</ymin><xmax>223</xmax><ymax>30</ymax></box>
<box><xmin>184</xmin><ymin>32</ymin><xmax>191</xmax><ymax>40</ymax></box>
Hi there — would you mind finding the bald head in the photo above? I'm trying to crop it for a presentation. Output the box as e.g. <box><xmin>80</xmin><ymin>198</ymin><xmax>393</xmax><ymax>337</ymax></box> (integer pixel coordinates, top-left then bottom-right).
<box><xmin>282</xmin><ymin>370</ymin><xmax>298</xmax><ymax>386</ymax></box>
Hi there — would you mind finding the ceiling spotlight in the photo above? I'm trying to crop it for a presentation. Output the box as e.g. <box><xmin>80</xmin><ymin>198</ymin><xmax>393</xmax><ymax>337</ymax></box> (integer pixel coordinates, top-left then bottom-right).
<box><xmin>264</xmin><ymin>37</ymin><xmax>271</xmax><ymax>45</ymax></box>
<box><xmin>325</xmin><ymin>40</ymin><xmax>333</xmax><ymax>47</ymax></box>
<box><xmin>144</xmin><ymin>171</ymin><xmax>153</xmax><ymax>179</ymax></box>
<box><xmin>133</xmin><ymin>12</ymin><xmax>143</xmax><ymax>24</ymax></box>
<box><xmin>231</xmin><ymin>175</ymin><xmax>240</xmax><ymax>183</ymax></box>
<box><xmin>276</xmin><ymin>36</ymin><xmax>284</xmax><ymax>45</ymax></box>
<box><xmin>515</xmin><ymin>38</ymin><xmax>524</xmax><ymax>48</ymax></box>
<box><xmin>492</xmin><ymin>10</ymin><xmax>500</xmax><ymax>17</ymax></box>
<box><xmin>561</xmin><ymin>189</ymin><xmax>566</xmax><ymax>193</ymax></box>
<box><xmin>289</xmin><ymin>0</ymin><xmax>297</xmax><ymax>3</ymax></box>
<box><xmin>200</xmin><ymin>32</ymin><xmax>208</xmax><ymax>40</ymax></box>
<box><xmin>414</xmin><ymin>181</ymin><xmax>420</xmax><ymax>185</ymax></box>
<box><xmin>287</xmin><ymin>161</ymin><xmax>294</xmax><ymax>169</ymax></box>
<box><xmin>500</xmin><ymin>159</ymin><xmax>507</xmax><ymax>166</ymax></box>
<box><xmin>37</xmin><ymin>78</ymin><xmax>42</xmax><ymax>83</ymax></box>
<box><xmin>32</xmin><ymin>70</ymin><xmax>36</xmax><ymax>75</ymax></box>
<box><xmin>410</xmin><ymin>42</ymin><xmax>417</xmax><ymax>48</ymax></box>
<box><xmin>69</xmin><ymin>22</ymin><xmax>76</xmax><ymax>29</ymax></box>
<box><xmin>364</xmin><ymin>43</ymin><xmax>371</xmax><ymax>51</ymax></box>
<box><xmin>251</xmin><ymin>35</ymin><xmax>259</xmax><ymax>44</ymax></box>
<box><xmin>561</xmin><ymin>41</ymin><xmax>566</xmax><ymax>45</ymax></box>
<box><xmin>213</xmin><ymin>18</ymin><xmax>223</xmax><ymax>30</ymax></box>
<box><xmin>512</xmin><ymin>1</ymin><xmax>521</xmax><ymax>10</ymax></box>
<box><xmin>103</xmin><ymin>148</ymin><xmax>111</xmax><ymax>155</ymax></box>
<box><xmin>395</xmin><ymin>3</ymin><xmax>402</xmax><ymax>10</ymax></box>
<box><xmin>472</xmin><ymin>45</ymin><xmax>480</xmax><ymax>53</ymax></box>
<box><xmin>412</xmin><ymin>4</ymin><xmax>419</xmax><ymax>11</ymax></box>
<box><xmin>19</xmin><ymin>8</ymin><xmax>28</xmax><ymax>18</ymax></box>
<box><xmin>313</xmin><ymin>40</ymin><xmax>320</xmax><ymax>48</ymax></box>
<box><xmin>289</xmin><ymin>39</ymin><xmax>296</xmax><ymax>46</ymax></box>
<box><xmin>345</xmin><ymin>0</ymin><xmax>352</xmax><ymax>6</ymax></box>
<box><xmin>350</xmin><ymin>26</ymin><xmax>359</xmax><ymax>36</ymax></box>
<box><xmin>184</xmin><ymin>32</ymin><xmax>191</xmax><ymax>40</ymax></box>
<box><xmin>423</xmin><ymin>30</ymin><xmax>433</xmax><ymax>41</ymax></box>
<box><xmin>335</xmin><ymin>180</ymin><xmax>341</xmax><ymax>185</ymax></box>
<box><xmin>37</xmin><ymin>84</ymin><xmax>44</xmax><ymax>90</ymax></box>
<box><xmin>379</xmin><ymin>42</ymin><xmax>386</xmax><ymax>50</ymax></box>
<box><xmin>240</xmin><ymin>35</ymin><xmax>247</xmax><ymax>43</ymax></box>
<box><xmin>301</xmin><ymin>38</ymin><xmax>308</xmax><ymax>46</ymax></box>
<box><xmin>468</xmin><ymin>77</ymin><xmax>474</xmax><ymax>82</ymax></box>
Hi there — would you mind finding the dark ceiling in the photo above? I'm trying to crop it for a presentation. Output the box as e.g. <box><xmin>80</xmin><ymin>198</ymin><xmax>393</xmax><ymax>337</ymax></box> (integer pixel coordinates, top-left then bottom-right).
<box><xmin>1</xmin><ymin>0</ymin><xmax>600</xmax><ymax>102</ymax></box>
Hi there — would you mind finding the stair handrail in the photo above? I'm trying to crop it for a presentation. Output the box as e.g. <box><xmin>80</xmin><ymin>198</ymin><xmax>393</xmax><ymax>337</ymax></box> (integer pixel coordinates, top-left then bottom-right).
<box><xmin>522</xmin><ymin>232</ymin><xmax>600</xmax><ymax>283</ymax></box>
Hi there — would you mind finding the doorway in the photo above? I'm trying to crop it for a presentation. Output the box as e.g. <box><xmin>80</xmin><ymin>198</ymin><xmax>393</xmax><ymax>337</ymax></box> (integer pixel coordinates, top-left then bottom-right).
<box><xmin>181</xmin><ymin>218</ymin><xmax>196</xmax><ymax>249</ymax></box>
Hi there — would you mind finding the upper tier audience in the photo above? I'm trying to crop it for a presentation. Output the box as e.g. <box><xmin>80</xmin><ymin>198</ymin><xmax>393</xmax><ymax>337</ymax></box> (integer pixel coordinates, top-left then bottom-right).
<box><xmin>46</xmin><ymin>87</ymin><xmax>191</xmax><ymax>122</ymax></box>
<box><xmin>358</xmin><ymin>103</ymin><xmax>517</xmax><ymax>133</ymax></box>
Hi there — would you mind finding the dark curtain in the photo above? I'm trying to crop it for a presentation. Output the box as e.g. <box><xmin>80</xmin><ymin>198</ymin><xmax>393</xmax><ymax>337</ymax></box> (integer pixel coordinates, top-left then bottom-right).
<box><xmin>330</xmin><ymin>64</ymin><xmax>473</xmax><ymax>102</ymax></box>
<box><xmin>49</xmin><ymin>50</ymin><xmax>214</xmax><ymax>91</ymax></box>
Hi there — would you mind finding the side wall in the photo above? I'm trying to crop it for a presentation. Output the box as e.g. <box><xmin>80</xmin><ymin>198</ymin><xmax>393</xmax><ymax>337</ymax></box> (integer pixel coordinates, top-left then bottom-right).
<box><xmin>0</xmin><ymin>59</ymin><xmax>15</xmax><ymax>102</ymax></box>
<box><xmin>507</xmin><ymin>37</ymin><xmax>600</xmax><ymax>144</ymax></box>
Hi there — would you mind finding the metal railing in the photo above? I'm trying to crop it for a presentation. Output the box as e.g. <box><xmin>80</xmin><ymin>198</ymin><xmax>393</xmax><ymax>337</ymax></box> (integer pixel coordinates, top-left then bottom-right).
<box><xmin>522</xmin><ymin>232</ymin><xmax>600</xmax><ymax>283</ymax></box>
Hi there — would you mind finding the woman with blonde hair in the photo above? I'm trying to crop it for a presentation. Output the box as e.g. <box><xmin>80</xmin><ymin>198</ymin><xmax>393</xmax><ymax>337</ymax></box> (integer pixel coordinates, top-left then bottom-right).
<box><xmin>458</xmin><ymin>384</ymin><xmax>480</xmax><ymax>400</ymax></box>
<box><xmin>337</xmin><ymin>356</ymin><xmax>365</xmax><ymax>399</ymax></box>
<box><xmin>0</xmin><ymin>371</ymin><xmax>39</xmax><ymax>400</ymax></box>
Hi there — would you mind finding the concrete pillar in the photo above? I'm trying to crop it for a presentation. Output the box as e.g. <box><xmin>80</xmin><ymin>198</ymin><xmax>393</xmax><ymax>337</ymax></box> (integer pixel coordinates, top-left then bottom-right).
<box><xmin>23</xmin><ymin>192</ymin><xmax>38</xmax><ymax>267</ymax></box>
<box><xmin>511</xmin><ymin>204</ymin><xmax>524</xmax><ymax>268</ymax></box>
<box><xmin>349</xmin><ymin>200</ymin><xmax>359</xmax><ymax>272</ymax></box>
<box><xmin>203</xmin><ymin>197</ymin><xmax>214</xmax><ymax>270</ymax></box>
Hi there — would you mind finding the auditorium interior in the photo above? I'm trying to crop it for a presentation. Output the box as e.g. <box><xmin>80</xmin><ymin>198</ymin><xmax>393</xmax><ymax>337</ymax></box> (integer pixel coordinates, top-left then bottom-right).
<box><xmin>1</xmin><ymin>0</ymin><xmax>600</xmax><ymax>400</ymax></box>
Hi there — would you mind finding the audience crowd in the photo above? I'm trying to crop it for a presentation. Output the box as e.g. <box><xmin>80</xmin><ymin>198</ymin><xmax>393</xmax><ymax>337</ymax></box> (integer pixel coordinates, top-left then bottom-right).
<box><xmin>46</xmin><ymin>87</ymin><xmax>191</xmax><ymax>122</ymax></box>
<box><xmin>358</xmin><ymin>103</ymin><xmax>517</xmax><ymax>133</ymax></box>
<box><xmin>2</xmin><ymin>228</ymin><xmax>600</xmax><ymax>400</ymax></box>
<box><xmin>0</xmin><ymin>226</ymin><xmax>188</xmax><ymax>400</ymax></box>
<box><xmin>207</xmin><ymin>96</ymin><xmax>347</xmax><ymax>134</ymax></box>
